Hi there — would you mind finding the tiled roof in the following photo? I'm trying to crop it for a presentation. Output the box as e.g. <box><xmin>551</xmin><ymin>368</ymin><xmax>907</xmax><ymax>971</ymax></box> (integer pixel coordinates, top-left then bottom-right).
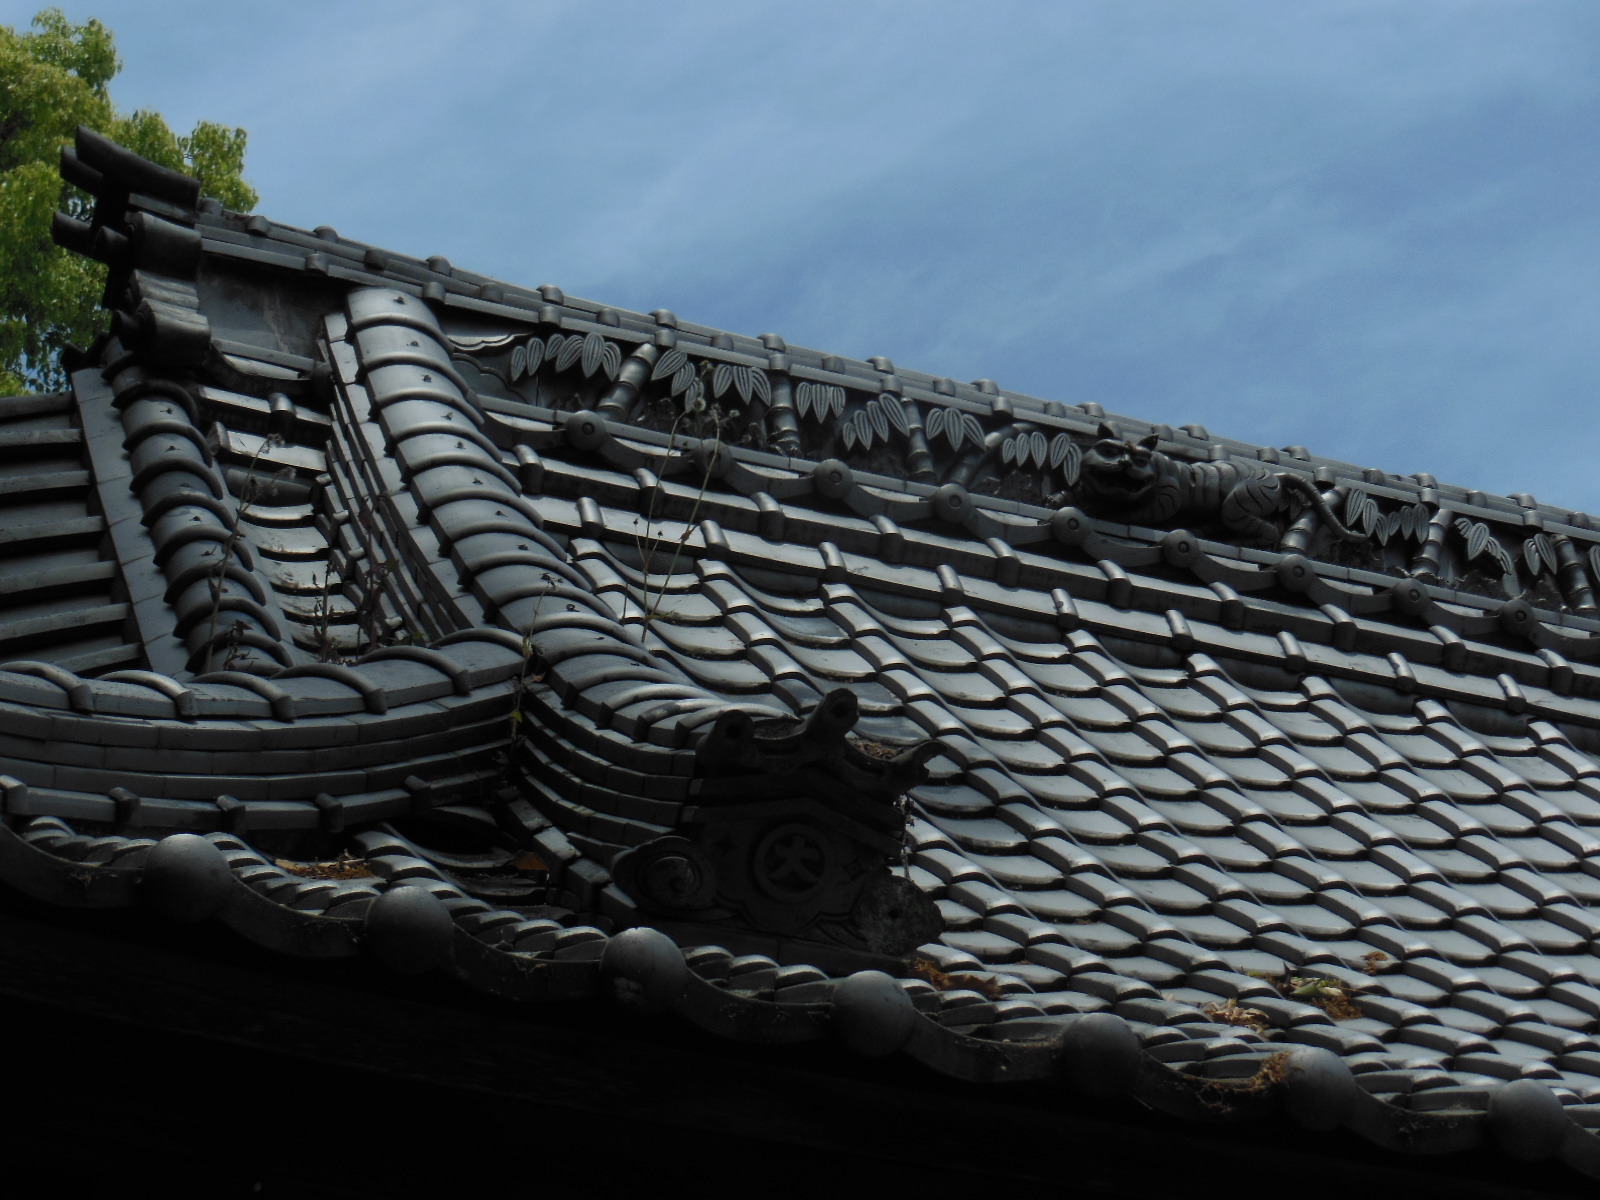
<box><xmin>10</xmin><ymin>127</ymin><xmax>1600</xmax><ymax>1182</ymax></box>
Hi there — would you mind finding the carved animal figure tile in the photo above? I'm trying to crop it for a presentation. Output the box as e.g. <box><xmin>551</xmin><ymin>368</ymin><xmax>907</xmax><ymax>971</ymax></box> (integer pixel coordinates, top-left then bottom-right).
<box><xmin>1055</xmin><ymin>423</ymin><xmax>1366</xmax><ymax>547</ymax></box>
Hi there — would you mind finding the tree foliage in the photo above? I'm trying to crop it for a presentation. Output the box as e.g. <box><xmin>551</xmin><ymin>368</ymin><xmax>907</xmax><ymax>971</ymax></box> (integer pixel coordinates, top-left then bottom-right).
<box><xmin>0</xmin><ymin>9</ymin><xmax>256</xmax><ymax>394</ymax></box>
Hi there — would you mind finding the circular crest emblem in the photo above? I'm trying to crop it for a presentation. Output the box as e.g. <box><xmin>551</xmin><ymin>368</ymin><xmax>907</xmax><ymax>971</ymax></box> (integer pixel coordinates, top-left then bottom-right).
<box><xmin>752</xmin><ymin>822</ymin><xmax>832</xmax><ymax>903</ymax></box>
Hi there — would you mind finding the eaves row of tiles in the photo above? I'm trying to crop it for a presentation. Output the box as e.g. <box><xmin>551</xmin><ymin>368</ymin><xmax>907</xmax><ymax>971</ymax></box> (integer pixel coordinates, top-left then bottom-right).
<box><xmin>189</xmin><ymin>207</ymin><xmax>1597</xmax><ymax>540</ymax></box>
<box><xmin>7</xmin><ymin>758</ymin><xmax>1600</xmax><ymax>1177</ymax></box>
<box><xmin>7</xmin><ymin>805</ymin><xmax>1595</xmax><ymax>1174</ymax></box>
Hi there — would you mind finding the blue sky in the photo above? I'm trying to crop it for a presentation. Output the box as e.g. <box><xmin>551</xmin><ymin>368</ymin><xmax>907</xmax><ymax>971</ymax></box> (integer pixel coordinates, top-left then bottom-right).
<box><xmin>13</xmin><ymin>1</ymin><xmax>1600</xmax><ymax>513</ymax></box>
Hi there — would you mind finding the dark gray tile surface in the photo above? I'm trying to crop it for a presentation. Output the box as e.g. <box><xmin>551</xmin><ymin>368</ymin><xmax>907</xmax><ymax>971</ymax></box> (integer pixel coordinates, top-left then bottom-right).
<box><xmin>11</xmin><ymin>131</ymin><xmax>1600</xmax><ymax>1185</ymax></box>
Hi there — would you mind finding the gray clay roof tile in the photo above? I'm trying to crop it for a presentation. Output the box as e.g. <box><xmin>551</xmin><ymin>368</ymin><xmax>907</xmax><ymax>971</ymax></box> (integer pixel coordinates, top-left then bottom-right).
<box><xmin>14</xmin><ymin>131</ymin><xmax>1600</xmax><ymax>1187</ymax></box>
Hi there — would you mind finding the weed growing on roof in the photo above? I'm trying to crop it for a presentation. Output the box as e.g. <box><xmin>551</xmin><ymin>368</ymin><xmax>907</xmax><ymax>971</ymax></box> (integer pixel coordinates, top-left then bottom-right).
<box><xmin>306</xmin><ymin>562</ymin><xmax>419</xmax><ymax>664</ymax></box>
<box><xmin>1197</xmin><ymin>1051</ymin><xmax>1292</xmax><ymax>1113</ymax></box>
<box><xmin>641</xmin><ymin>439</ymin><xmax>717</xmax><ymax>625</ymax></box>
<box><xmin>200</xmin><ymin>431</ymin><xmax>289</xmax><ymax>673</ymax></box>
<box><xmin>219</xmin><ymin>618</ymin><xmax>252</xmax><ymax>671</ymax></box>
<box><xmin>310</xmin><ymin>568</ymin><xmax>338</xmax><ymax>662</ymax></box>
<box><xmin>1249</xmin><ymin>965</ymin><xmax>1365</xmax><ymax>1020</ymax></box>
<box><xmin>1202</xmin><ymin>996</ymin><xmax>1273</xmax><ymax>1034</ymax></box>
<box><xmin>351</xmin><ymin>554</ymin><xmax>399</xmax><ymax>654</ymax></box>
<box><xmin>275</xmin><ymin>852</ymin><xmax>374</xmax><ymax>880</ymax></box>
<box><xmin>847</xmin><ymin>738</ymin><xmax>901</xmax><ymax>761</ymax></box>
<box><xmin>506</xmin><ymin>627</ymin><xmax>541</xmax><ymax>736</ymax></box>
<box><xmin>908</xmin><ymin>956</ymin><xmax>1007</xmax><ymax>1000</ymax></box>
<box><xmin>502</xmin><ymin>574</ymin><xmax>552</xmax><ymax>783</ymax></box>
<box><xmin>625</xmin><ymin>363</ymin><xmax>743</xmax><ymax>630</ymax></box>
<box><xmin>840</xmin><ymin>738</ymin><xmax>921</xmax><ymax>878</ymax></box>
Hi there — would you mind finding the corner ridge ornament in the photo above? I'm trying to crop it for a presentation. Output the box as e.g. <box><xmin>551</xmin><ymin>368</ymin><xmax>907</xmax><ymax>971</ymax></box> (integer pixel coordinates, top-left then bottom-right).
<box><xmin>1051</xmin><ymin>422</ymin><xmax>1366</xmax><ymax>549</ymax></box>
<box><xmin>610</xmin><ymin>689</ymin><xmax>943</xmax><ymax>958</ymax></box>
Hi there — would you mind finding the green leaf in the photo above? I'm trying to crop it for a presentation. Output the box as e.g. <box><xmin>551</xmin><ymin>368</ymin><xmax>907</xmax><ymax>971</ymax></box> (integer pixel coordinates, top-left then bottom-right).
<box><xmin>0</xmin><ymin>9</ymin><xmax>256</xmax><ymax>390</ymax></box>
